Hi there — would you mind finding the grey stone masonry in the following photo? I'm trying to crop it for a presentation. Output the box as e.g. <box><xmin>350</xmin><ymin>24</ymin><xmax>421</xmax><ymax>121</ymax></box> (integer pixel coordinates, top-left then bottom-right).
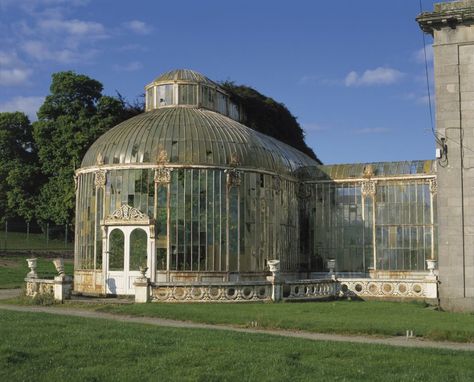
<box><xmin>418</xmin><ymin>0</ymin><xmax>474</xmax><ymax>312</ymax></box>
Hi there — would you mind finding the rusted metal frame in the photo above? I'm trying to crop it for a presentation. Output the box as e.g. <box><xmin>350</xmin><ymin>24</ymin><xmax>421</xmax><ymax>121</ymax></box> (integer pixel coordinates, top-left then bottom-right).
<box><xmin>226</xmin><ymin>176</ymin><xmax>230</xmax><ymax>275</ymax></box>
<box><xmin>197</xmin><ymin>170</ymin><xmax>201</xmax><ymax>272</ymax></box>
<box><xmin>190</xmin><ymin>169</ymin><xmax>194</xmax><ymax>272</ymax></box>
<box><xmin>430</xmin><ymin>181</ymin><xmax>436</xmax><ymax>261</ymax></box>
<box><xmin>74</xmin><ymin>175</ymin><xmax>81</xmax><ymax>270</ymax></box>
<box><xmin>166</xmin><ymin>181</ymin><xmax>171</xmax><ymax>280</ymax></box>
<box><xmin>237</xmin><ymin>184</ymin><xmax>241</xmax><ymax>274</ymax></box>
<box><xmin>76</xmin><ymin>163</ymin><xmax>298</xmax><ymax>183</ymax></box>
<box><xmin>212</xmin><ymin>171</ymin><xmax>216</xmax><ymax>272</ymax></box>
<box><xmin>205</xmin><ymin>171</ymin><xmax>208</xmax><ymax>271</ymax></box>
<box><xmin>219</xmin><ymin>171</ymin><xmax>223</xmax><ymax>273</ymax></box>
<box><xmin>304</xmin><ymin>174</ymin><xmax>436</xmax><ymax>184</ymax></box>
<box><xmin>183</xmin><ymin>169</ymin><xmax>187</xmax><ymax>272</ymax></box>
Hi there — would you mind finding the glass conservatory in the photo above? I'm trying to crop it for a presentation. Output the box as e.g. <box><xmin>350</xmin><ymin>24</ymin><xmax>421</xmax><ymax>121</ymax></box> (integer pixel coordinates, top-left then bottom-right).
<box><xmin>74</xmin><ymin>69</ymin><xmax>437</xmax><ymax>298</ymax></box>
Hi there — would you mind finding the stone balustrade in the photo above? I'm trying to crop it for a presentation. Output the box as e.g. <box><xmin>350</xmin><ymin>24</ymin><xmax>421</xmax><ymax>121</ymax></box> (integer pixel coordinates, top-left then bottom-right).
<box><xmin>150</xmin><ymin>282</ymin><xmax>272</xmax><ymax>302</ymax></box>
<box><xmin>337</xmin><ymin>278</ymin><xmax>438</xmax><ymax>300</ymax></box>
<box><xmin>283</xmin><ymin>279</ymin><xmax>336</xmax><ymax>300</ymax></box>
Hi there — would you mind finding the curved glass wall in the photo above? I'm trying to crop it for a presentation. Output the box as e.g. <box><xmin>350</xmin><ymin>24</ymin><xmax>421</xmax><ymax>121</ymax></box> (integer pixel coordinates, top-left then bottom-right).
<box><xmin>76</xmin><ymin>164</ymin><xmax>436</xmax><ymax>277</ymax></box>
<box><xmin>75</xmin><ymin>167</ymin><xmax>301</xmax><ymax>274</ymax></box>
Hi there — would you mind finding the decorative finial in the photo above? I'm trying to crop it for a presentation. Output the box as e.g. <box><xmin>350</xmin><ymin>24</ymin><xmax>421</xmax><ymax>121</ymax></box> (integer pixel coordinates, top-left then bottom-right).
<box><xmin>156</xmin><ymin>148</ymin><xmax>169</xmax><ymax>165</ymax></box>
<box><xmin>96</xmin><ymin>153</ymin><xmax>104</xmax><ymax>166</ymax></box>
<box><xmin>229</xmin><ymin>152</ymin><xmax>240</xmax><ymax>167</ymax></box>
<box><xmin>363</xmin><ymin>164</ymin><xmax>374</xmax><ymax>178</ymax></box>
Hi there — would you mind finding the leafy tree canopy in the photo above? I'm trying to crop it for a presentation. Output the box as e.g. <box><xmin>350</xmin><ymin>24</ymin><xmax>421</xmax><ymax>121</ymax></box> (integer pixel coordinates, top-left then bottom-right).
<box><xmin>0</xmin><ymin>112</ymin><xmax>39</xmax><ymax>222</ymax></box>
<box><xmin>220</xmin><ymin>82</ymin><xmax>320</xmax><ymax>163</ymax></box>
<box><xmin>33</xmin><ymin>71</ymin><xmax>142</xmax><ymax>224</ymax></box>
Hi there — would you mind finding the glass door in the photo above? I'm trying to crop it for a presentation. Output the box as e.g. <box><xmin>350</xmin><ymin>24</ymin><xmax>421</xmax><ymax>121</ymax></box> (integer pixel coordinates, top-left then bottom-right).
<box><xmin>106</xmin><ymin>226</ymin><xmax>150</xmax><ymax>295</ymax></box>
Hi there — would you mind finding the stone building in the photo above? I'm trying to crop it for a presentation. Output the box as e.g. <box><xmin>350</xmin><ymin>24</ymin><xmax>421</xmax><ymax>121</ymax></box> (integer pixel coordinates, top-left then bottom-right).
<box><xmin>418</xmin><ymin>0</ymin><xmax>474</xmax><ymax>311</ymax></box>
<box><xmin>72</xmin><ymin>0</ymin><xmax>473</xmax><ymax>310</ymax></box>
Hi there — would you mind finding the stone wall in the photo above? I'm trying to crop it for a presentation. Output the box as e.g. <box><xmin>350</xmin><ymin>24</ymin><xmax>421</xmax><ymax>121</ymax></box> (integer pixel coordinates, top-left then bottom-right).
<box><xmin>418</xmin><ymin>0</ymin><xmax>474</xmax><ymax>311</ymax></box>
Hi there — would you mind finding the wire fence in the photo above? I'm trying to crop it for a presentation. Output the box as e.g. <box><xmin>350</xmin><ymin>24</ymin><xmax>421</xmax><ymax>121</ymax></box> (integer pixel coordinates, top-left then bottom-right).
<box><xmin>0</xmin><ymin>220</ymin><xmax>74</xmax><ymax>252</ymax></box>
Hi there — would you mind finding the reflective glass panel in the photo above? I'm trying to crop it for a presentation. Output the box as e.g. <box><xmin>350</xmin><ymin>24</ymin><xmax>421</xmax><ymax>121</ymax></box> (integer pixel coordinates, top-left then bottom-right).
<box><xmin>109</xmin><ymin>229</ymin><xmax>124</xmax><ymax>271</ymax></box>
<box><xmin>129</xmin><ymin>228</ymin><xmax>148</xmax><ymax>271</ymax></box>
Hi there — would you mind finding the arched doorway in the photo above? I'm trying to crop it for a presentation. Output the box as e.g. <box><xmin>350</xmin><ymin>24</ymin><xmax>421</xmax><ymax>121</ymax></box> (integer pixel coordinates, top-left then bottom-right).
<box><xmin>102</xmin><ymin>205</ymin><xmax>155</xmax><ymax>295</ymax></box>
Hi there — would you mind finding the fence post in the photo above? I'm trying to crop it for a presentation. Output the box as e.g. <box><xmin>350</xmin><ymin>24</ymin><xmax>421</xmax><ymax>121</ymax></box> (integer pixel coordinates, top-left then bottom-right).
<box><xmin>46</xmin><ymin>223</ymin><xmax>49</xmax><ymax>249</ymax></box>
<box><xmin>4</xmin><ymin>220</ymin><xmax>7</xmax><ymax>250</ymax></box>
<box><xmin>65</xmin><ymin>224</ymin><xmax>68</xmax><ymax>249</ymax></box>
<box><xmin>27</xmin><ymin>221</ymin><xmax>30</xmax><ymax>244</ymax></box>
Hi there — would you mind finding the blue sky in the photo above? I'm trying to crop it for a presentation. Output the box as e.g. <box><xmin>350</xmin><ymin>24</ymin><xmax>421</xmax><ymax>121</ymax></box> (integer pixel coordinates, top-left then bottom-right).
<box><xmin>0</xmin><ymin>0</ymin><xmax>440</xmax><ymax>164</ymax></box>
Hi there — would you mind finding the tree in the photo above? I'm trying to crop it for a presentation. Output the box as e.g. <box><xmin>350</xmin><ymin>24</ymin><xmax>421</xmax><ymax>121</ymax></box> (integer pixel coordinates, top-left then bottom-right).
<box><xmin>220</xmin><ymin>82</ymin><xmax>320</xmax><ymax>162</ymax></box>
<box><xmin>0</xmin><ymin>112</ymin><xmax>40</xmax><ymax>223</ymax></box>
<box><xmin>33</xmin><ymin>71</ymin><xmax>142</xmax><ymax>224</ymax></box>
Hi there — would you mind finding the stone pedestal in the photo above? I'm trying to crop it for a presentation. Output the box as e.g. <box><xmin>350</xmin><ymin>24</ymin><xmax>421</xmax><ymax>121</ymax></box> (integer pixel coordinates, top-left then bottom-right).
<box><xmin>53</xmin><ymin>276</ymin><xmax>73</xmax><ymax>302</ymax></box>
<box><xmin>134</xmin><ymin>277</ymin><xmax>150</xmax><ymax>303</ymax></box>
<box><xmin>267</xmin><ymin>260</ymin><xmax>282</xmax><ymax>302</ymax></box>
<box><xmin>327</xmin><ymin>259</ymin><xmax>336</xmax><ymax>280</ymax></box>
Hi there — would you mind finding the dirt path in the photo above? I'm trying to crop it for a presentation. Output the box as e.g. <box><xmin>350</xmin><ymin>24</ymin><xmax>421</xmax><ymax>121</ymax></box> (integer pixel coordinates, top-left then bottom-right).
<box><xmin>1</xmin><ymin>303</ymin><xmax>473</xmax><ymax>352</ymax></box>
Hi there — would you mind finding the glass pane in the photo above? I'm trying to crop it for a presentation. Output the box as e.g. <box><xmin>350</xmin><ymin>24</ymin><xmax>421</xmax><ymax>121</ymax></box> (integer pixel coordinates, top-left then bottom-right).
<box><xmin>129</xmin><ymin>228</ymin><xmax>148</xmax><ymax>271</ymax></box>
<box><xmin>109</xmin><ymin>229</ymin><xmax>124</xmax><ymax>271</ymax></box>
<box><xmin>157</xmin><ymin>84</ymin><xmax>174</xmax><ymax>106</ymax></box>
<box><xmin>178</xmin><ymin>84</ymin><xmax>197</xmax><ymax>105</ymax></box>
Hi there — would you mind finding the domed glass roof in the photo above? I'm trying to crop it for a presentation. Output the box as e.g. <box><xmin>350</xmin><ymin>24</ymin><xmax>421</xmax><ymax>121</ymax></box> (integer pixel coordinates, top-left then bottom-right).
<box><xmin>152</xmin><ymin>69</ymin><xmax>217</xmax><ymax>86</ymax></box>
<box><xmin>81</xmin><ymin>107</ymin><xmax>318</xmax><ymax>174</ymax></box>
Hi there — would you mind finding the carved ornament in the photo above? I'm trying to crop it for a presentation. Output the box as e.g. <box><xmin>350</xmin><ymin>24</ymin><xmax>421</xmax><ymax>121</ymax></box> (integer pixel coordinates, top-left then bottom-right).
<box><xmin>156</xmin><ymin>148</ymin><xmax>169</xmax><ymax>165</ymax></box>
<box><xmin>225</xmin><ymin>168</ymin><xmax>241</xmax><ymax>188</ymax></box>
<box><xmin>154</xmin><ymin>167</ymin><xmax>172</xmax><ymax>184</ymax></box>
<box><xmin>361</xmin><ymin>180</ymin><xmax>376</xmax><ymax>197</ymax></box>
<box><xmin>105</xmin><ymin>204</ymin><xmax>149</xmax><ymax>225</ymax></box>
<box><xmin>229</xmin><ymin>152</ymin><xmax>241</xmax><ymax>167</ymax></box>
<box><xmin>94</xmin><ymin>169</ymin><xmax>107</xmax><ymax>188</ymax></box>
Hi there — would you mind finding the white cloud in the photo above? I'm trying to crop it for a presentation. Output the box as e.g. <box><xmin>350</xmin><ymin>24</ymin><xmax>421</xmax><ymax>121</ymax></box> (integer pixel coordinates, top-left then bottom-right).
<box><xmin>355</xmin><ymin>127</ymin><xmax>391</xmax><ymax>134</ymax></box>
<box><xmin>21</xmin><ymin>40</ymin><xmax>96</xmax><ymax>63</ymax></box>
<box><xmin>113</xmin><ymin>61</ymin><xmax>143</xmax><ymax>72</ymax></box>
<box><xmin>415</xmin><ymin>44</ymin><xmax>434</xmax><ymax>64</ymax></box>
<box><xmin>38</xmin><ymin>18</ymin><xmax>106</xmax><ymax>38</ymax></box>
<box><xmin>0</xmin><ymin>68</ymin><xmax>32</xmax><ymax>86</ymax></box>
<box><xmin>0</xmin><ymin>0</ymin><xmax>89</xmax><ymax>13</ymax></box>
<box><xmin>0</xmin><ymin>96</ymin><xmax>44</xmax><ymax>120</ymax></box>
<box><xmin>123</xmin><ymin>20</ymin><xmax>153</xmax><ymax>35</ymax></box>
<box><xmin>0</xmin><ymin>50</ymin><xmax>21</xmax><ymax>66</ymax></box>
<box><xmin>345</xmin><ymin>67</ymin><xmax>404</xmax><ymax>87</ymax></box>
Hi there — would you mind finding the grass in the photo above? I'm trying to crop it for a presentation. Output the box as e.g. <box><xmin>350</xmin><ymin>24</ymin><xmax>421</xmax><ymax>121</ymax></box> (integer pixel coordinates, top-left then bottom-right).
<box><xmin>88</xmin><ymin>300</ymin><xmax>474</xmax><ymax>343</ymax></box>
<box><xmin>0</xmin><ymin>255</ymin><xmax>74</xmax><ymax>289</ymax></box>
<box><xmin>0</xmin><ymin>231</ymin><xmax>73</xmax><ymax>251</ymax></box>
<box><xmin>0</xmin><ymin>309</ymin><xmax>473</xmax><ymax>381</ymax></box>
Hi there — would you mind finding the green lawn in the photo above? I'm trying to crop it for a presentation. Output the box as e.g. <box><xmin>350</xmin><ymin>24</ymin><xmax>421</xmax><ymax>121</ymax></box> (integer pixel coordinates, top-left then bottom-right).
<box><xmin>91</xmin><ymin>300</ymin><xmax>474</xmax><ymax>343</ymax></box>
<box><xmin>0</xmin><ymin>255</ymin><xmax>74</xmax><ymax>289</ymax></box>
<box><xmin>0</xmin><ymin>231</ymin><xmax>73</xmax><ymax>251</ymax></box>
<box><xmin>0</xmin><ymin>309</ymin><xmax>473</xmax><ymax>382</ymax></box>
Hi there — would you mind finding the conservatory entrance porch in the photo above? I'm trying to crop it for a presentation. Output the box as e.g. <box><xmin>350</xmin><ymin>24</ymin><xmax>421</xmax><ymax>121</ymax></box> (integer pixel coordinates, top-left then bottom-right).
<box><xmin>102</xmin><ymin>204</ymin><xmax>156</xmax><ymax>296</ymax></box>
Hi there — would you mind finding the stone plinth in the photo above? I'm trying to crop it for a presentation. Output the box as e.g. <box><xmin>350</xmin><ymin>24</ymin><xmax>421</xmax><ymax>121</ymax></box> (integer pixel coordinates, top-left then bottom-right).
<box><xmin>134</xmin><ymin>277</ymin><xmax>151</xmax><ymax>303</ymax></box>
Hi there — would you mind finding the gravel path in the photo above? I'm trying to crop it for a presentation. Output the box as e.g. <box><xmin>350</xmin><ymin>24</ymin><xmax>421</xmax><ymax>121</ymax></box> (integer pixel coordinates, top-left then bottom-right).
<box><xmin>1</xmin><ymin>302</ymin><xmax>473</xmax><ymax>352</ymax></box>
<box><xmin>0</xmin><ymin>289</ymin><xmax>21</xmax><ymax>300</ymax></box>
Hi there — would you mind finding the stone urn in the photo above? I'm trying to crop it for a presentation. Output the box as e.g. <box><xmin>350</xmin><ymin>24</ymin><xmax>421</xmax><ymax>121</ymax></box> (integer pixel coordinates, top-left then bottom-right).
<box><xmin>267</xmin><ymin>260</ymin><xmax>280</xmax><ymax>274</ymax></box>
<box><xmin>327</xmin><ymin>259</ymin><xmax>336</xmax><ymax>274</ymax></box>
<box><xmin>53</xmin><ymin>258</ymin><xmax>66</xmax><ymax>276</ymax></box>
<box><xmin>26</xmin><ymin>258</ymin><xmax>38</xmax><ymax>278</ymax></box>
<box><xmin>139</xmin><ymin>265</ymin><xmax>148</xmax><ymax>278</ymax></box>
<box><xmin>426</xmin><ymin>259</ymin><xmax>437</xmax><ymax>276</ymax></box>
